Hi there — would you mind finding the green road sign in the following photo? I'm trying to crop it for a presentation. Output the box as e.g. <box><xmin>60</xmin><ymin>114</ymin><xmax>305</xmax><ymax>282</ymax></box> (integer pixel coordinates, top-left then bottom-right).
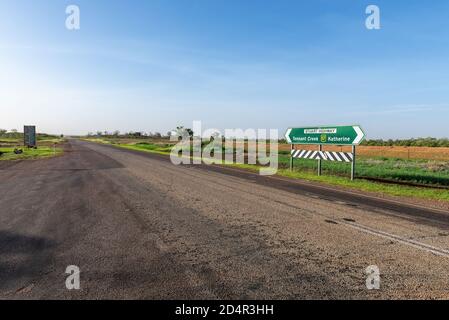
<box><xmin>285</xmin><ymin>125</ymin><xmax>365</xmax><ymax>145</ymax></box>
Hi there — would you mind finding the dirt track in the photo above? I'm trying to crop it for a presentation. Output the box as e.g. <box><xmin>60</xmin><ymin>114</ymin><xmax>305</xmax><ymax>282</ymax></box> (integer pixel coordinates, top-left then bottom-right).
<box><xmin>1</xmin><ymin>139</ymin><xmax>449</xmax><ymax>299</ymax></box>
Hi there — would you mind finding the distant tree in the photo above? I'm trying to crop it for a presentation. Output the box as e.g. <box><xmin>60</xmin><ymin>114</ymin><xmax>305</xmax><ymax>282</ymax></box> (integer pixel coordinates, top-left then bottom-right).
<box><xmin>173</xmin><ymin>126</ymin><xmax>194</xmax><ymax>140</ymax></box>
<box><xmin>175</xmin><ymin>126</ymin><xmax>185</xmax><ymax>140</ymax></box>
<box><xmin>96</xmin><ymin>131</ymin><xmax>103</xmax><ymax>137</ymax></box>
<box><xmin>209</xmin><ymin>131</ymin><xmax>221</xmax><ymax>142</ymax></box>
<box><xmin>127</xmin><ymin>131</ymin><xmax>143</xmax><ymax>139</ymax></box>
<box><xmin>9</xmin><ymin>129</ymin><xmax>20</xmax><ymax>138</ymax></box>
<box><xmin>171</xmin><ymin>126</ymin><xmax>186</xmax><ymax>141</ymax></box>
<box><xmin>0</xmin><ymin>129</ymin><xmax>7</xmax><ymax>136</ymax></box>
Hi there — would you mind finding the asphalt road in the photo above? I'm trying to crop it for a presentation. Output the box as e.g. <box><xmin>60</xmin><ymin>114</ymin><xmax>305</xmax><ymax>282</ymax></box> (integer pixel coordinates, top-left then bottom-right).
<box><xmin>1</xmin><ymin>139</ymin><xmax>449</xmax><ymax>299</ymax></box>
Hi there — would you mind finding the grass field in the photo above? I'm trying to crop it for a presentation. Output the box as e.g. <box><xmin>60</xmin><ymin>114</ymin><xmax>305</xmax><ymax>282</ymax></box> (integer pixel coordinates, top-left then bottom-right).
<box><xmin>0</xmin><ymin>134</ymin><xmax>65</xmax><ymax>160</ymax></box>
<box><xmin>279</xmin><ymin>144</ymin><xmax>449</xmax><ymax>161</ymax></box>
<box><xmin>0</xmin><ymin>134</ymin><xmax>65</xmax><ymax>147</ymax></box>
<box><xmin>227</xmin><ymin>165</ymin><xmax>449</xmax><ymax>203</ymax></box>
<box><xmin>84</xmin><ymin>137</ymin><xmax>449</xmax><ymax>203</ymax></box>
<box><xmin>277</xmin><ymin>154</ymin><xmax>449</xmax><ymax>186</ymax></box>
<box><xmin>0</xmin><ymin>147</ymin><xmax>63</xmax><ymax>161</ymax></box>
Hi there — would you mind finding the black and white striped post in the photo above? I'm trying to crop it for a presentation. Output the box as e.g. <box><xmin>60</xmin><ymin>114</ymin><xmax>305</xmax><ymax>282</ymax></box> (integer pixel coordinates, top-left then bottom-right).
<box><xmin>289</xmin><ymin>148</ymin><xmax>357</xmax><ymax>179</ymax></box>
<box><xmin>290</xmin><ymin>149</ymin><xmax>354</xmax><ymax>162</ymax></box>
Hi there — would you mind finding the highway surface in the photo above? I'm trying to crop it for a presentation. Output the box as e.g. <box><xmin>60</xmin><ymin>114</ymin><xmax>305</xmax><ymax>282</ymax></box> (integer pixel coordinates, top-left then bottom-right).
<box><xmin>1</xmin><ymin>139</ymin><xmax>449</xmax><ymax>299</ymax></box>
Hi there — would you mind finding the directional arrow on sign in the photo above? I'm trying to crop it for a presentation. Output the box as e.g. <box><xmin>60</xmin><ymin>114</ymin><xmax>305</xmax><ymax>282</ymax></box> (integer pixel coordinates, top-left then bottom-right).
<box><xmin>353</xmin><ymin>126</ymin><xmax>365</xmax><ymax>145</ymax></box>
<box><xmin>285</xmin><ymin>125</ymin><xmax>366</xmax><ymax>146</ymax></box>
<box><xmin>285</xmin><ymin>128</ymin><xmax>293</xmax><ymax>144</ymax></box>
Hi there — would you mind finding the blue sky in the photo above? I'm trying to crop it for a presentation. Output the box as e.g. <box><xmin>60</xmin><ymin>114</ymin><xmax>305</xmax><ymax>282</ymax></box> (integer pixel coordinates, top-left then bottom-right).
<box><xmin>1</xmin><ymin>0</ymin><xmax>449</xmax><ymax>138</ymax></box>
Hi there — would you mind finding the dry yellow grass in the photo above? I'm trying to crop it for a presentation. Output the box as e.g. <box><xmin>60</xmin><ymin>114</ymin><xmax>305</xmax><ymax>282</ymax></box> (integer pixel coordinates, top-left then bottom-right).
<box><xmin>95</xmin><ymin>137</ymin><xmax>449</xmax><ymax>161</ymax></box>
<box><xmin>280</xmin><ymin>144</ymin><xmax>449</xmax><ymax>161</ymax></box>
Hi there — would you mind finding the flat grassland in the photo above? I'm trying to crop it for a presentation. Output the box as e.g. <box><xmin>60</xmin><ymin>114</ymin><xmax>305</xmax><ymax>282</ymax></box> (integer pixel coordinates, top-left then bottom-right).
<box><xmin>0</xmin><ymin>136</ymin><xmax>65</xmax><ymax>161</ymax></box>
<box><xmin>0</xmin><ymin>147</ymin><xmax>63</xmax><ymax>161</ymax></box>
<box><xmin>84</xmin><ymin>137</ymin><xmax>449</xmax><ymax>203</ymax></box>
<box><xmin>279</xmin><ymin>144</ymin><xmax>449</xmax><ymax>161</ymax></box>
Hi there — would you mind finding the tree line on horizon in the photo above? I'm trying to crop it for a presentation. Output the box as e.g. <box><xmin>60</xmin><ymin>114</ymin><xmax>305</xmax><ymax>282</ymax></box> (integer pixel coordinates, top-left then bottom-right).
<box><xmin>0</xmin><ymin>129</ymin><xmax>60</xmax><ymax>140</ymax></box>
<box><xmin>2</xmin><ymin>128</ymin><xmax>447</xmax><ymax>147</ymax></box>
<box><xmin>84</xmin><ymin>130</ymin><xmax>449</xmax><ymax>148</ymax></box>
<box><xmin>86</xmin><ymin>130</ymin><xmax>167</xmax><ymax>139</ymax></box>
<box><xmin>2</xmin><ymin>127</ymin><xmax>448</xmax><ymax>147</ymax></box>
<box><xmin>360</xmin><ymin>137</ymin><xmax>449</xmax><ymax>147</ymax></box>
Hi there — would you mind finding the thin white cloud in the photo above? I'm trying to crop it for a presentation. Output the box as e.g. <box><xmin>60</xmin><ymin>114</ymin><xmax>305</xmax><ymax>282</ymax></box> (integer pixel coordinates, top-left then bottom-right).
<box><xmin>349</xmin><ymin>104</ymin><xmax>449</xmax><ymax>116</ymax></box>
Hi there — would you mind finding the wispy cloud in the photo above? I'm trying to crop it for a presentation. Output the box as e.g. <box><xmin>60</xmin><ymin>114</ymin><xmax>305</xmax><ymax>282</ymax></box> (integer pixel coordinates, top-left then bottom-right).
<box><xmin>349</xmin><ymin>104</ymin><xmax>449</xmax><ymax>116</ymax></box>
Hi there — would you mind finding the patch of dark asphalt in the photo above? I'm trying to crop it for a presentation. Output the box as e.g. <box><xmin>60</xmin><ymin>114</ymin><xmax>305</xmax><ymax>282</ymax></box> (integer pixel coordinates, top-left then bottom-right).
<box><xmin>0</xmin><ymin>139</ymin><xmax>367</xmax><ymax>299</ymax></box>
<box><xmin>0</xmin><ymin>231</ymin><xmax>56</xmax><ymax>291</ymax></box>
